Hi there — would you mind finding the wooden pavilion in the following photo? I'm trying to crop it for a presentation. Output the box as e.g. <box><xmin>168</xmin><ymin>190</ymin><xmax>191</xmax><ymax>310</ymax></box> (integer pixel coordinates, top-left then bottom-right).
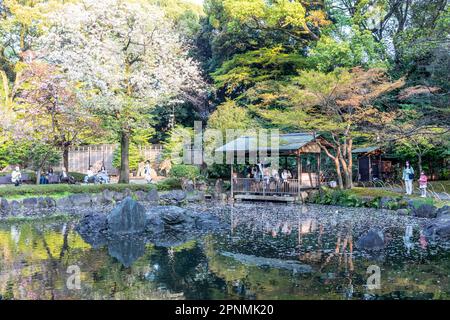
<box><xmin>215</xmin><ymin>132</ymin><xmax>328</xmax><ymax>202</ymax></box>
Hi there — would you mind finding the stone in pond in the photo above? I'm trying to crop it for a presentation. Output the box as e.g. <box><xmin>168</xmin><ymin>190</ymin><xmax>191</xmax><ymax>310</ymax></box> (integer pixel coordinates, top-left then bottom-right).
<box><xmin>107</xmin><ymin>197</ymin><xmax>147</xmax><ymax>234</ymax></box>
<box><xmin>76</xmin><ymin>212</ymin><xmax>108</xmax><ymax>248</ymax></box>
<box><xmin>356</xmin><ymin>228</ymin><xmax>385</xmax><ymax>251</ymax></box>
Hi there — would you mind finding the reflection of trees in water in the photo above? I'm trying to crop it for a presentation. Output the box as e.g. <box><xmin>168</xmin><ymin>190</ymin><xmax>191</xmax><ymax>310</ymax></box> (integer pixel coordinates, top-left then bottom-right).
<box><xmin>1</xmin><ymin>217</ymin><xmax>450</xmax><ymax>299</ymax></box>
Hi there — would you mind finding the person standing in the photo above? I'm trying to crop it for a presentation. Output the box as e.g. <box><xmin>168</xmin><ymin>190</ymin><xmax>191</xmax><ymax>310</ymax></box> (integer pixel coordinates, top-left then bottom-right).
<box><xmin>402</xmin><ymin>161</ymin><xmax>414</xmax><ymax>195</ymax></box>
<box><xmin>144</xmin><ymin>160</ymin><xmax>152</xmax><ymax>184</ymax></box>
<box><xmin>419</xmin><ymin>171</ymin><xmax>428</xmax><ymax>198</ymax></box>
<box><xmin>11</xmin><ymin>166</ymin><xmax>22</xmax><ymax>187</ymax></box>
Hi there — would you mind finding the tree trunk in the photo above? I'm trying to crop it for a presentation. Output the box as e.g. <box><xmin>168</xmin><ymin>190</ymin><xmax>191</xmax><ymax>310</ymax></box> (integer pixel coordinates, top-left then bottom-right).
<box><xmin>36</xmin><ymin>170</ymin><xmax>41</xmax><ymax>185</ymax></box>
<box><xmin>417</xmin><ymin>153</ymin><xmax>423</xmax><ymax>173</ymax></box>
<box><xmin>335</xmin><ymin>158</ymin><xmax>344</xmax><ymax>190</ymax></box>
<box><xmin>63</xmin><ymin>144</ymin><xmax>69</xmax><ymax>172</ymax></box>
<box><xmin>119</xmin><ymin>130</ymin><xmax>130</xmax><ymax>184</ymax></box>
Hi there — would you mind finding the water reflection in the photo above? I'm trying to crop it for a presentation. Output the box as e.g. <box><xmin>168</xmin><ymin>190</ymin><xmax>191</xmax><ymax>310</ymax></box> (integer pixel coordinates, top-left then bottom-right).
<box><xmin>1</xmin><ymin>204</ymin><xmax>450</xmax><ymax>300</ymax></box>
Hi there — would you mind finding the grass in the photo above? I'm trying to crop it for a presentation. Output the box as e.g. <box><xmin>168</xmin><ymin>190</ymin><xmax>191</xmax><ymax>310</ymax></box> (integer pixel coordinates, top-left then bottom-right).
<box><xmin>427</xmin><ymin>180</ymin><xmax>450</xmax><ymax>194</ymax></box>
<box><xmin>0</xmin><ymin>183</ymin><xmax>156</xmax><ymax>199</ymax></box>
<box><xmin>349</xmin><ymin>187</ymin><xmax>404</xmax><ymax>198</ymax></box>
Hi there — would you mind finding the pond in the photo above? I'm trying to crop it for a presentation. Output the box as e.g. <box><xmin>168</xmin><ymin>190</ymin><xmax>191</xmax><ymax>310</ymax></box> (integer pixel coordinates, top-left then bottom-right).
<box><xmin>0</xmin><ymin>203</ymin><xmax>449</xmax><ymax>300</ymax></box>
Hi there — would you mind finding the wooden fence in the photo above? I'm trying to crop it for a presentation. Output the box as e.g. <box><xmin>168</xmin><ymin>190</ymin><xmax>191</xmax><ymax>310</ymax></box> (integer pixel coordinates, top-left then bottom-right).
<box><xmin>57</xmin><ymin>144</ymin><xmax>163</xmax><ymax>175</ymax></box>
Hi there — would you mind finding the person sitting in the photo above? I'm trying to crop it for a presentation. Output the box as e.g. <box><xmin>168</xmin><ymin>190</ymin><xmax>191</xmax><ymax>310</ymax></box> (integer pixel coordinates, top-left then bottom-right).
<box><xmin>84</xmin><ymin>166</ymin><xmax>95</xmax><ymax>184</ymax></box>
<box><xmin>96</xmin><ymin>166</ymin><xmax>109</xmax><ymax>184</ymax></box>
<box><xmin>11</xmin><ymin>166</ymin><xmax>22</xmax><ymax>187</ymax></box>
<box><xmin>39</xmin><ymin>170</ymin><xmax>49</xmax><ymax>185</ymax></box>
<box><xmin>60</xmin><ymin>167</ymin><xmax>75</xmax><ymax>184</ymax></box>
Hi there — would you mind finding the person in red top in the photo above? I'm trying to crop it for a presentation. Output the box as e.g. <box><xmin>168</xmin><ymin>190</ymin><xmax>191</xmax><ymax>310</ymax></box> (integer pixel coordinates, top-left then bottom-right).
<box><xmin>419</xmin><ymin>171</ymin><xmax>428</xmax><ymax>198</ymax></box>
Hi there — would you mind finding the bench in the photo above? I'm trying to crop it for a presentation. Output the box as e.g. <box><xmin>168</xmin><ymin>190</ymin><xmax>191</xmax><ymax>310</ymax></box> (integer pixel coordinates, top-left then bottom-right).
<box><xmin>0</xmin><ymin>173</ymin><xmax>32</xmax><ymax>185</ymax></box>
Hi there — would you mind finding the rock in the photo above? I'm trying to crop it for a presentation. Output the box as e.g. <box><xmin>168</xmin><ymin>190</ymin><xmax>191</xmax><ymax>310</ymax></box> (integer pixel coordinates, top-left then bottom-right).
<box><xmin>37</xmin><ymin>197</ymin><xmax>53</xmax><ymax>209</ymax></box>
<box><xmin>186</xmin><ymin>191</ymin><xmax>205</xmax><ymax>202</ymax></box>
<box><xmin>69</xmin><ymin>193</ymin><xmax>92</xmax><ymax>207</ymax></box>
<box><xmin>215</xmin><ymin>179</ymin><xmax>223</xmax><ymax>194</ymax></box>
<box><xmin>22</xmin><ymin>197</ymin><xmax>38</xmax><ymax>209</ymax></box>
<box><xmin>423</xmin><ymin>214</ymin><xmax>450</xmax><ymax>241</ymax></box>
<box><xmin>101</xmin><ymin>189</ymin><xmax>115</xmax><ymax>204</ymax></box>
<box><xmin>380</xmin><ymin>197</ymin><xmax>394</xmax><ymax>209</ymax></box>
<box><xmin>356</xmin><ymin>228</ymin><xmax>385</xmax><ymax>251</ymax></box>
<box><xmin>154</xmin><ymin>206</ymin><xmax>189</xmax><ymax>225</ymax></box>
<box><xmin>113</xmin><ymin>192</ymin><xmax>126</xmax><ymax>202</ymax></box>
<box><xmin>397</xmin><ymin>208</ymin><xmax>409</xmax><ymax>216</ymax></box>
<box><xmin>0</xmin><ymin>198</ymin><xmax>10</xmax><ymax>215</ymax></box>
<box><xmin>160</xmin><ymin>190</ymin><xmax>186</xmax><ymax>203</ymax></box>
<box><xmin>196</xmin><ymin>181</ymin><xmax>208</xmax><ymax>192</ymax></box>
<box><xmin>436</xmin><ymin>206</ymin><xmax>450</xmax><ymax>218</ymax></box>
<box><xmin>76</xmin><ymin>212</ymin><xmax>108</xmax><ymax>248</ymax></box>
<box><xmin>411</xmin><ymin>203</ymin><xmax>437</xmax><ymax>218</ymax></box>
<box><xmin>107</xmin><ymin>197</ymin><xmax>147</xmax><ymax>234</ymax></box>
<box><xmin>56</xmin><ymin>196</ymin><xmax>73</xmax><ymax>208</ymax></box>
<box><xmin>184</xmin><ymin>179</ymin><xmax>195</xmax><ymax>192</ymax></box>
<box><xmin>9</xmin><ymin>200</ymin><xmax>21</xmax><ymax>216</ymax></box>
<box><xmin>146</xmin><ymin>189</ymin><xmax>159</xmax><ymax>202</ymax></box>
<box><xmin>134</xmin><ymin>190</ymin><xmax>147</xmax><ymax>201</ymax></box>
<box><xmin>44</xmin><ymin>197</ymin><xmax>56</xmax><ymax>208</ymax></box>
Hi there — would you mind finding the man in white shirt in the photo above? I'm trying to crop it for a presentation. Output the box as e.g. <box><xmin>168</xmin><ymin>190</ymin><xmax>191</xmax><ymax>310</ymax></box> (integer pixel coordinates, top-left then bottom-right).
<box><xmin>11</xmin><ymin>166</ymin><xmax>22</xmax><ymax>187</ymax></box>
<box><xmin>84</xmin><ymin>166</ymin><xmax>95</xmax><ymax>184</ymax></box>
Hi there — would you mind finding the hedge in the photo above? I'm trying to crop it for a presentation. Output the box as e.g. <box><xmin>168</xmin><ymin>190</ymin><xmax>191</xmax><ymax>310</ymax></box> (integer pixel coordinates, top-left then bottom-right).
<box><xmin>0</xmin><ymin>183</ymin><xmax>155</xmax><ymax>198</ymax></box>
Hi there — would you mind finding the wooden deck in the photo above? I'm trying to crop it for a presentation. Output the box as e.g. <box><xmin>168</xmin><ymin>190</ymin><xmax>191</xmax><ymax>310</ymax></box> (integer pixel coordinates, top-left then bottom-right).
<box><xmin>231</xmin><ymin>175</ymin><xmax>319</xmax><ymax>202</ymax></box>
<box><xmin>234</xmin><ymin>194</ymin><xmax>298</xmax><ymax>202</ymax></box>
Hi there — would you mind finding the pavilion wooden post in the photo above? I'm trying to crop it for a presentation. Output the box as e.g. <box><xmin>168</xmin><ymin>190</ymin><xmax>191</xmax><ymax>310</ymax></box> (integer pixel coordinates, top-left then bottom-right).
<box><xmin>297</xmin><ymin>153</ymin><xmax>302</xmax><ymax>201</ymax></box>
<box><xmin>230</xmin><ymin>164</ymin><xmax>234</xmax><ymax>200</ymax></box>
<box><xmin>316</xmin><ymin>152</ymin><xmax>321</xmax><ymax>191</ymax></box>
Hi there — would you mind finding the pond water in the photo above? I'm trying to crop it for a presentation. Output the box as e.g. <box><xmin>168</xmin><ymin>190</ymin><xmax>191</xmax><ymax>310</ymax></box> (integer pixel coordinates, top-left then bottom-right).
<box><xmin>1</xmin><ymin>203</ymin><xmax>449</xmax><ymax>300</ymax></box>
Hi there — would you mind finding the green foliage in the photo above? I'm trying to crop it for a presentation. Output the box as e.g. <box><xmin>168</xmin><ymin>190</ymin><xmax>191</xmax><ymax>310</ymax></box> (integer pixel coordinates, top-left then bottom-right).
<box><xmin>112</xmin><ymin>144</ymin><xmax>144</xmax><ymax>172</ymax></box>
<box><xmin>162</xmin><ymin>125</ymin><xmax>193</xmax><ymax>164</ymax></box>
<box><xmin>0</xmin><ymin>140</ymin><xmax>31</xmax><ymax>169</ymax></box>
<box><xmin>27</xmin><ymin>143</ymin><xmax>61</xmax><ymax>171</ymax></box>
<box><xmin>156</xmin><ymin>177</ymin><xmax>182</xmax><ymax>191</ymax></box>
<box><xmin>0</xmin><ymin>184</ymin><xmax>155</xmax><ymax>199</ymax></box>
<box><xmin>308</xmin><ymin>28</ymin><xmax>388</xmax><ymax>72</ymax></box>
<box><xmin>169</xmin><ymin>164</ymin><xmax>201</xmax><ymax>181</ymax></box>
<box><xmin>207</xmin><ymin>100</ymin><xmax>253</xmax><ymax>132</ymax></box>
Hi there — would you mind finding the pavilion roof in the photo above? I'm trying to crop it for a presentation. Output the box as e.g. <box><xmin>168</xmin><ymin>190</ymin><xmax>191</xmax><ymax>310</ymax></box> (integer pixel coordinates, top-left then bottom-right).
<box><xmin>215</xmin><ymin>132</ymin><xmax>320</xmax><ymax>153</ymax></box>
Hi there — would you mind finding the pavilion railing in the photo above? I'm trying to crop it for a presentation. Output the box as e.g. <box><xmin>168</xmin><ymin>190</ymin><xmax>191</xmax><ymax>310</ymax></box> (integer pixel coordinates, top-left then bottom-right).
<box><xmin>232</xmin><ymin>175</ymin><xmax>319</xmax><ymax>196</ymax></box>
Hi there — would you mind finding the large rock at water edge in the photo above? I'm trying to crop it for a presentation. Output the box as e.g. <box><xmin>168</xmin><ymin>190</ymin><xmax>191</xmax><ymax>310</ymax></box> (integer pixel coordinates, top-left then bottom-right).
<box><xmin>423</xmin><ymin>214</ymin><xmax>450</xmax><ymax>241</ymax></box>
<box><xmin>411</xmin><ymin>203</ymin><xmax>437</xmax><ymax>218</ymax></box>
<box><xmin>160</xmin><ymin>190</ymin><xmax>186</xmax><ymax>203</ymax></box>
<box><xmin>107</xmin><ymin>197</ymin><xmax>147</xmax><ymax>234</ymax></box>
<box><xmin>356</xmin><ymin>228</ymin><xmax>385</xmax><ymax>251</ymax></box>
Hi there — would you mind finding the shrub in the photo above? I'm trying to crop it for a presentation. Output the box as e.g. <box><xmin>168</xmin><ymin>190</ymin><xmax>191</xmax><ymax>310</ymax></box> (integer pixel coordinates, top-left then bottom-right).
<box><xmin>156</xmin><ymin>177</ymin><xmax>182</xmax><ymax>191</ymax></box>
<box><xmin>169</xmin><ymin>164</ymin><xmax>201</xmax><ymax>181</ymax></box>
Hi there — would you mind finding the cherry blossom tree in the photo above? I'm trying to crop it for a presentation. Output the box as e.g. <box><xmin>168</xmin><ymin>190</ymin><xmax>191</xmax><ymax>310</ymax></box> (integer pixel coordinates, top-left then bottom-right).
<box><xmin>39</xmin><ymin>0</ymin><xmax>205</xmax><ymax>183</ymax></box>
